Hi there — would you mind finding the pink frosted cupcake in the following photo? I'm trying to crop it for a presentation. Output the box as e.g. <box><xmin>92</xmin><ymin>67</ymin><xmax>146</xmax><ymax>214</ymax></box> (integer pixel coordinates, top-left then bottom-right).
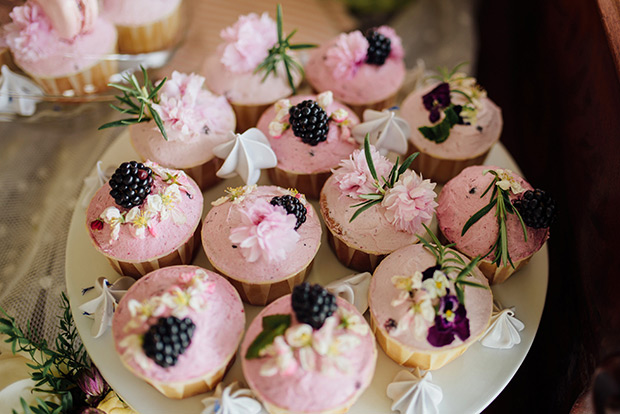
<box><xmin>4</xmin><ymin>0</ymin><xmax>118</xmax><ymax>95</ymax></box>
<box><xmin>437</xmin><ymin>165</ymin><xmax>555</xmax><ymax>284</ymax></box>
<box><xmin>305</xmin><ymin>26</ymin><xmax>405</xmax><ymax>117</ymax></box>
<box><xmin>320</xmin><ymin>140</ymin><xmax>438</xmax><ymax>272</ymax></box>
<box><xmin>112</xmin><ymin>71</ymin><xmax>237</xmax><ymax>191</ymax></box>
<box><xmin>369</xmin><ymin>241</ymin><xmax>493</xmax><ymax>370</ymax></box>
<box><xmin>202</xmin><ymin>185</ymin><xmax>321</xmax><ymax>305</ymax></box>
<box><xmin>401</xmin><ymin>69</ymin><xmax>503</xmax><ymax>183</ymax></box>
<box><xmin>112</xmin><ymin>265</ymin><xmax>245</xmax><ymax>399</ymax></box>
<box><xmin>101</xmin><ymin>0</ymin><xmax>182</xmax><ymax>54</ymax></box>
<box><xmin>202</xmin><ymin>8</ymin><xmax>313</xmax><ymax>132</ymax></box>
<box><xmin>241</xmin><ymin>284</ymin><xmax>376</xmax><ymax>414</ymax></box>
<box><xmin>256</xmin><ymin>92</ymin><xmax>359</xmax><ymax>199</ymax></box>
<box><xmin>86</xmin><ymin>161</ymin><xmax>203</xmax><ymax>278</ymax></box>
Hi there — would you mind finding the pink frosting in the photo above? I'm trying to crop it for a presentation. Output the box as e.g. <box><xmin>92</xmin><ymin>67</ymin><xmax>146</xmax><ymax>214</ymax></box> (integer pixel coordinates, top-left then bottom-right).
<box><xmin>219</xmin><ymin>12</ymin><xmax>277</xmax><ymax>74</ymax></box>
<box><xmin>130</xmin><ymin>72</ymin><xmax>236</xmax><ymax>169</ymax></box>
<box><xmin>202</xmin><ymin>186</ymin><xmax>321</xmax><ymax>283</ymax></box>
<box><xmin>333</xmin><ymin>145</ymin><xmax>392</xmax><ymax>197</ymax></box>
<box><xmin>369</xmin><ymin>244</ymin><xmax>493</xmax><ymax>351</ymax></box>
<box><xmin>86</xmin><ymin>166</ymin><xmax>203</xmax><ymax>263</ymax></box>
<box><xmin>402</xmin><ymin>83</ymin><xmax>503</xmax><ymax>160</ymax></box>
<box><xmin>112</xmin><ymin>266</ymin><xmax>245</xmax><ymax>383</ymax></box>
<box><xmin>437</xmin><ymin>165</ymin><xmax>549</xmax><ymax>262</ymax></box>
<box><xmin>229</xmin><ymin>198</ymin><xmax>300</xmax><ymax>263</ymax></box>
<box><xmin>305</xmin><ymin>28</ymin><xmax>405</xmax><ymax>105</ymax></box>
<box><xmin>101</xmin><ymin>0</ymin><xmax>181</xmax><ymax>26</ymax></box>
<box><xmin>256</xmin><ymin>95</ymin><xmax>360</xmax><ymax>174</ymax></box>
<box><xmin>241</xmin><ymin>295</ymin><xmax>376</xmax><ymax>412</ymax></box>
<box><xmin>5</xmin><ymin>2</ymin><xmax>116</xmax><ymax>77</ymax></box>
<box><xmin>321</xmin><ymin>174</ymin><xmax>418</xmax><ymax>254</ymax></box>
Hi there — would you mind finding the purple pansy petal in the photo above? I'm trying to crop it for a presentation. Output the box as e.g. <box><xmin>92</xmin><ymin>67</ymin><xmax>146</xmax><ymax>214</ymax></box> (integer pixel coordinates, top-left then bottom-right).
<box><xmin>429</xmin><ymin>109</ymin><xmax>440</xmax><ymax>123</ymax></box>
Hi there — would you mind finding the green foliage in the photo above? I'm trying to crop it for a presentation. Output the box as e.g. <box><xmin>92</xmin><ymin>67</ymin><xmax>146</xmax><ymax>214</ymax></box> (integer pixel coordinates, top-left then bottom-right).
<box><xmin>245</xmin><ymin>314</ymin><xmax>291</xmax><ymax>359</ymax></box>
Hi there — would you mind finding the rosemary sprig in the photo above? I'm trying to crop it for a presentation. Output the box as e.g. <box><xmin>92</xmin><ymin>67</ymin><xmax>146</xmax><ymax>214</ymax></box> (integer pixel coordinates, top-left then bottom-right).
<box><xmin>0</xmin><ymin>293</ymin><xmax>91</xmax><ymax>414</ymax></box>
<box><xmin>416</xmin><ymin>224</ymin><xmax>487</xmax><ymax>304</ymax></box>
<box><xmin>99</xmin><ymin>66</ymin><xmax>168</xmax><ymax>140</ymax></box>
<box><xmin>349</xmin><ymin>134</ymin><xmax>418</xmax><ymax>222</ymax></box>
<box><xmin>254</xmin><ymin>4</ymin><xmax>316</xmax><ymax>94</ymax></box>
<box><xmin>461</xmin><ymin>170</ymin><xmax>528</xmax><ymax>268</ymax></box>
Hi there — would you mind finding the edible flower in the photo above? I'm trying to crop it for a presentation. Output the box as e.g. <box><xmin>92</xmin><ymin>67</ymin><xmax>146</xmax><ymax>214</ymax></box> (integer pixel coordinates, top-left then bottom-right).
<box><xmin>427</xmin><ymin>295</ymin><xmax>470</xmax><ymax>347</ymax></box>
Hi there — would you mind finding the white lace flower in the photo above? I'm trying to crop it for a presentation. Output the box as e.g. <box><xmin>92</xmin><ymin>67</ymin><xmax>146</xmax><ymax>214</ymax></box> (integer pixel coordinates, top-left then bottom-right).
<box><xmin>338</xmin><ymin>307</ymin><xmax>369</xmax><ymax>336</ymax></box>
<box><xmin>317</xmin><ymin>91</ymin><xmax>333</xmax><ymax>109</ymax></box>
<box><xmin>125</xmin><ymin>206</ymin><xmax>155</xmax><ymax>239</ymax></box>
<box><xmin>491</xmin><ymin>169</ymin><xmax>525</xmax><ymax>194</ymax></box>
<box><xmin>99</xmin><ymin>206</ymin><xmax>124</xmax><ymax>242</ymax></box>
<box><xmin>259</xmin><ymin>336</ymin><xmax>298</xmax><ymax>377</ymax></box>
<box><xmin>147</xmin><ymin>184</ymin><xmax>186</xmax><ymax>225</ymax></box>
<box><xmin>274</xmin><ymin>99</ymin><xmax>292</xmax><ymax>121</ymax></box>
<box><xmin>285</xmin><ymin>324</ymin><xmax>313</xmax><ymax>348</ymax></box>
<box><xmin>268</xmin><ymin>121</ymin><xmax>287</xmax><ymax>138</ymax></box>
<box><xmin>421</xmin><ymin>270</ymin><xmax>450</xmax><ymax>299</ymax></box>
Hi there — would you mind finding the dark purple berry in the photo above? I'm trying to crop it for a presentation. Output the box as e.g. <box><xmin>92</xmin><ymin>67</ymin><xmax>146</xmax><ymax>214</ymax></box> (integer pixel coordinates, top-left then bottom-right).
<box><xmin>288</xmin><ymin>100</ymin><xmax>329</xmax><ymax>146</ymax></box>
<box><xmin>270</xmin><ymin>195</ymin><xmax>307</xmax><ymax>230</ymax></box>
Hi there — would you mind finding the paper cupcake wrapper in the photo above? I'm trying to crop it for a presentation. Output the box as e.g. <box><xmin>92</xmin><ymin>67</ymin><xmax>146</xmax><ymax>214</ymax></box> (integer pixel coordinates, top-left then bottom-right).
<box><xmin>325</xmin><ymin>227</ymin><xmax>386</xmax><ymax>273</ymax></box>
<box><xmin>478</xmin><ymin>255</ymin><xmax>533</xmax><ymax>285</ymax></box>
<box><xmin>104</xmin><ymin>223</ymin><xmax>200</xmax><ymax>278</ymax></box>
<box><xmin>208</xmin><ymin>258</ymin><xmax>314</xmax><ymax>306</ymax></box>
<box><xmin>370</xmin><ymin>311</ymin><xmax>474</xmax><ymax>371</ymax></box>
<box><xmin>30</xmin><ymin>58</ymin><xmax>118</xmax><ymax>96</ymax></box>
<box><xmin>267</xmin><ymin>168</ymin><xmax>331</xmax><ymax>200</ymax></box>
<box><xmin>407</xmin><ymin>141</ymin><xmax>490</xmax><ymax>184</ymax></box>
<box><xmin>230</xmin><ymin>102</ymin><xmax>272</xmax><ymax>133</ymax></box>
<box><xmin>116</xmin><ymin>4</ymin><xmax>182</xmax><ymax>54</ymax></box>
<box><xmin>184</xmin><ymin>157</ymin><xmax>223</xmax><ymax>192</ymax></box>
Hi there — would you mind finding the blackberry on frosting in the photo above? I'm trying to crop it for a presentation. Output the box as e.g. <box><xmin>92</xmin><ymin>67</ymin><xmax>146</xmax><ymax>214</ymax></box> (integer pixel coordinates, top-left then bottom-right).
<box><xmin>514</xmin><ymin>189</ymin><xmax>557</xmax><ymax>229</ymax></box>
<box><xmin>291</xmin><ymin>283</ymin><xmax>337</xmax><ymax>329</ymax></box>
<box><xmin>365</xmin><ymin>29</ymin><xmax>391</xmax><ymax>65</ymax></box>
<box><xmin>288</xmin><ymin>100</ymin><xmax>329</xmax><ymax>146</ymax></box>
<box><xmin>109</xmin><ymin>161</ymin><xmax>153</xmax><ymax>209</ymax></box>
<box><xmin>142</xmin><ymin>316</ymin><xmax>196</xmax><ymax>368</ymax></box>
<box><xmin>270</xmin><ymin>195</ymin><xmax>307</xmax><ymax>230</ymax></box>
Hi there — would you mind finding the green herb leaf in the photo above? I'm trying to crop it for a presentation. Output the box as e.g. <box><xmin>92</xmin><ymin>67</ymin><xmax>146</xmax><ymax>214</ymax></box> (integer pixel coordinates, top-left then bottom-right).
<box><xmin>262</xmin><ymin>314</ymin><xmax>291</xmax><ymax>330</ymax></box>
<box><xmin>398</xmin><ymin>152</ymin><xmax>419</xmax><ymax>175</ymax></box>
<box><xmin>363</xmin><ymin>134</ymin><xmax>378</xmax><ymax>180</ymax></box>
<box><xmin>349</xmin><ymin>199</ymin><xmax>381</xmax><ymax>222</ymax></box>
<box><xmin>461</xmin><ymin>197</ymin><xmax>497</xmax><ymax>236</ymax></box>
<box><xmin>418</xmin><ymin>105</ymin><xmax>460</xmax><ymax>143</ymax></box>
<box><xmin>245</xmin><ymin>314</ymin><xmax>291</xmax><ymax>359</ymax></box>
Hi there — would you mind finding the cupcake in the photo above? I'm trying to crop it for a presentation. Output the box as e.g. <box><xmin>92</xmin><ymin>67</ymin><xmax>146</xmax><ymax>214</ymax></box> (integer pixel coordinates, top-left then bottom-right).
<box><xmin>4</xmin><ymin>0</ymin><xmax>118</xmax><ymax>95</ymax></box>
<box><xmin>305</xmin><ymin>26</ymin><xmax>405</xmax><ymax>117</ymax></box>
<box><xmin>241</xmin><ymin>284</ymin><xmax>376</xmax><ymax>414</ymax></box>
<box><xmin>201</xmin><ymin>7</ymin><xmax>313</xmax><ymax>132</ymax></box>
<box><xmin>103</xmin><ymin>70</ymin><xmax>236</xmax><ymax>191</ymax></box>
<box><xmin>101</xmin><ymin>0</ymin><xmax>182</xmax><ymax>54</ymax></box>
<box><xmin>202</xmin><ymin>185</ymin><xmax>321</xmax><ymax>305</ymax></box>
<box><xmin>369</xmin><ymin>240</ymin><xmax>493</xmax><ymax>370</ymax></box>
<box><xmin>400</xmin><ymin>68</ymin><xmax>503</xmax><ymax>183</ymax></box>
<box><xmin>112</xmin><ymin>265</ymin><xmax>245</xmax><ymax>398</ymax></box>
<box><xmin>437</xmin><ymin>165</ymin><xmax>554</xmax><ymax>284</ymax></box>
<box><xmin>320</xmin><ymin>139</ymin><xmax>437</xmax><ymax>272</ymax></box>
<box><xmin>256</xmin><ymin>91</ymin><xmax>359</xmax><ymax>199</ymax></box>
<box><xmin>86</xmin><ymin>161</ymin><xmax>203</xmax><ymax>278</ymax></box>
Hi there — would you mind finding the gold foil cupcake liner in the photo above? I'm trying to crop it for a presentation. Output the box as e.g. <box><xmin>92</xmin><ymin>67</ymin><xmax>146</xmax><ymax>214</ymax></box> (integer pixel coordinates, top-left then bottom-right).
<box><xmin>184</xmin><ymin>157</ymin><xmax>223</xmax><ymax>192</ymax></box>
<box><xmin>31</xmin><ymin>58</ymin><xmax>118</xmax><ymax>96</ymax></box>
<box><xmin>407</xmin><ymin>141</ymin><xmax>490</xmax><ymax>184</ymax></box>
<box><xmin>116</xmin><ymin>4</ymin><xmax>182</xmax><ymax>54</ymax></box>
<box><xmin>104</xmin><ymin>223</ymin><xmax>200</xmax><ymax>278</ymax></box>
<box><xmin>478</xmin><ymin>255</ymin><xmax>533</xmax><ymax>285</ymax></box>
<box><xmin>267</xmin><ymin>168</ymin><xmax>331</xmax><ymax>200</ymax></box>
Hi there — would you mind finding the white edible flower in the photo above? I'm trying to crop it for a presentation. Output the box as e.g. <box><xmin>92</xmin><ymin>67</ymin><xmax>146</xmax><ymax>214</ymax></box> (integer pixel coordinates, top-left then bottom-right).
<box><xmin>285</xmin><ymin>324</ymin><xmax>313</xmax><ymax>348</ymax></box>
<box><xmin>392</xmin><ymin>272</ymin><xmax>423</xmax><ymax>292</ymax></box>
<box><xmin>275</xmin><ymin>99</ymin><xmax>292</xmax><ymax>121</ymax></box>
<box><xmin>421</xmin><ymin>270</ymin><xmax>450</xmax><ymax>299</ymax></box>
<box><xmin>125</xmin><ymin>206</ymin><xmax>154</xmax><ymax>239</ymax></box>
<box><xmin>154</xmin><ymin>184</ymin><xmax>186</xmax><ymax>224</ymax></box>
<box><xmin>338</xmin><ymin>307</ymin><xmax>369</xmax><ymax>336</ymax></box>
<box><xmin>100</xmin><ymin>206</ymin><xmax>124</xmax><ymax>242</ymax></box>
<box><xmin>259</xmin><ymin>336</ymin><xmax>298</xmax><ymax>377</ymax></box>
<box><xmin>393</xmin><ymin>289</ymin><xmax>435</xmax><ymax>339</ymax></box>
<box><xmin>331</xmin><ymin>108</ymin><xmax>349</xmax><ymax>123</ymax></box>
<box><xmin>268</xmin><ymin>121</ymin><xmax>287</xmax><ymax>138</ymax></box>
<box><xmin>317</xmin><ymin>91</ymin><xmax>333</xmax><ymax>109</ymax></box>
<box><xmin>493</xmin><ymin>169</ymin><xmax>525</xmax><ymax>194</ymax></box>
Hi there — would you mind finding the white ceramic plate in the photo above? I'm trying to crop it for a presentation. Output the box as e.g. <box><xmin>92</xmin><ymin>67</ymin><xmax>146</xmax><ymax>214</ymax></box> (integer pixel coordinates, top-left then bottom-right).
<box><xmin>66</xmin><ymin>132</ymin><xmax>547</xmax><ymax>414</ymax></box>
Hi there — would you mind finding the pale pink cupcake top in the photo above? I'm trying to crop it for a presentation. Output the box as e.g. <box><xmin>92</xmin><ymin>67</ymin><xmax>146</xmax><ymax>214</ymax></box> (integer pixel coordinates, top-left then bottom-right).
<box><xmin>402</xmin><ymin>82</ymin><xmax>503</xmax><ymax>160</ymax></box>
<box><xmin>112</xmin><ymin>265</ymin><xmax>245</xmax><ymax>383</ymax></box>
<box><xmin>202</xmin><ymin>12</ymin><xmax>300</xmax><ymax>105</ymax></box>
<box><xmin>130</xmin><ymin>71</ymin><xmax>236</xmax><ymax>169</ymax></box>
<box><xmin>305</xmin><ymin>26</ymin><xmax>405</xmax><ymax>105</ymax></box>
<box><xmin>241</xmin><ymin>295</ymin><xmax>376</xmax><ymax>413</ymax></box>
<box><xmin>437</xmin><ymin>165</ymin><xmax>549</xmax><ymax>262</ymax></box>
<box><xmin>102</xmin><ymin>0</ymin><xmax>181</xmax><ymax>26</ymax></box>
<box><xmin>202</xmin><ymin>185</ymin><xmax>321</xmax><ymax>283</ymax></box>
<box><xmin>256</xmin><ymin>93</ymin><xmax>360</xmax><ymax>174</ymax></box>
<box><xmin>5</xmin><ymin>0</ymin><xmax>117</xmax><ymax>77</ymax></box>
<box><xmin>86</xmin><ymin>162</ymin><xmax>203</xmax><ymax>263</ymax></box>
<box><xmin>369</xmin><ymin>244</ymin><xmax>493</xmax><ymax>351</ymax></box>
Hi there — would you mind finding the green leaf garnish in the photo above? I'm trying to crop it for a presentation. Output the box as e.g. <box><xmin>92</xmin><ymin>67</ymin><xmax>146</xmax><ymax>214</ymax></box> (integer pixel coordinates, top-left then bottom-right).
<box><xmin>418</xmin><ymin>105</ymin><xmax>461</xmax><ymax>143</ymax></box>
<box><xmin>349</xmin><ymin>134</ymin><xmax>419</xmax><ymax>222</ymax></box>
<box><xmin>99</xmin><ymin>65</ymin><xmax>168</xmax><ymax>140</ymax></box>
<box><xmin>253</xmin><ymin>4</ymin><xmax>316</xmax><ymax>94</ymax></box>
<box><xmin>245</xmin><ymin>314</ymin><xmax>291</xmax><ymax>359</ymax></box>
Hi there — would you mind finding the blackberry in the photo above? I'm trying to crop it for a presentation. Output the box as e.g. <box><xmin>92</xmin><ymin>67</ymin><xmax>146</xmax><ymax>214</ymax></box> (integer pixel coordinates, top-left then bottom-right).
<box><xmin>109</xmin><ymin>161</ymin><xmax>153</xmax><ymax>209</ymax></box>
<box><xmin>270</xmin><ymin>195</ymin><xmax>307</xmax><ymax>230</ymax></box>
<box><xmin>142</xmin><ymin>316</ymin><xmax>195</xmax><ymax>368</ymax></box>
<box><xmin>291</xmin><ymin>283</ymin><xmax>337</xmax><ymax>329</ymax></box>
<box><xmin>513</xmin><ymin>188</ymin><xmax>557</xmax><ymax>229</ymax></box>
<box><xmin>288</xmin><ymin>100</ymin><xmax>329</xmax><ymax>146</ymax></box>
<box><xmin>365</xmin><ymin>29</ymin><xmax>391</xmax><ymax>65</ymax></box>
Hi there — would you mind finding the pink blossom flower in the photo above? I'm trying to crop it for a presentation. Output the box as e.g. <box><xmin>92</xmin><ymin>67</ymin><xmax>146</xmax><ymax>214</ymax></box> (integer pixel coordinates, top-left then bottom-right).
<box><xmin>220</xmin><ymin>12</ymin><xmax>278</xmax><ymax>73</ymax></box>
<box><xmin>5</xmin><ymin>4</ymin><xmax>56</xmax><ymax>61</ymax></box>
<box><xmin>333</xmin><ymin>145</ymin><xmax>393</xmax><ymax>198</ymax></box>
<box><xmin>229</xmin><ymin>198</ymin><xmax>299</xmax><ymax>262</ymax></box>
<box><xmin>376</xmin><ymin>25</ymin><xmax>404</xmax><ymax>60</ymax></box>
<box><xmin>381</xmin><ymin>170</ymin><xmax>438</xmax><ymax>234</ymax></box>
<box><xmin>325</xmin><ymin>31</ymin><xmax>368</xmax><ymax>80</ymax></box>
